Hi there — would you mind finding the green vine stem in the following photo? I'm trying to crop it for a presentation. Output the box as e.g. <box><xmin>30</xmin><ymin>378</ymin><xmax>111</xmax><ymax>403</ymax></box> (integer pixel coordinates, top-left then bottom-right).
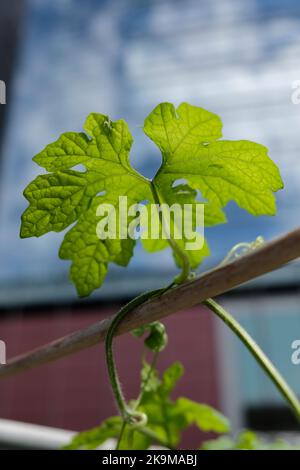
<box><xmin>203</xmin><ymin>298</ymin><xmax>300</xmax><ymax>422</ymax></box>
<box><xmin>106</xmin><ymin>184</ymin><xmax>192</xmax><ymax>447</ymax></box>
<box><xmin>106</xmin><ymin>287</ymin><xmax>176</xmax><ymax>449</ymax></box>
<box><xmin>106</xmin><ymin>289</ymin><xmax>162</xmax><ymax>422</ymax></box>
<box><xmin>115</xmin><ymin>421</ymin><xmax>127</xmax><ymax>450</ymax></box>
<box><xmin>115</xmin><ymin>350</ymin><xmax>163</xmax><ymax>450</ymax></box>
<box><xmin>105</xmin><ymin>286</ymin><xmax>174</xmax><ymax>424</ymax></box>
<box><xmin>105</xmin><ymin>179</ymin><xmax>192</xmax><ymax>448</ymax></box>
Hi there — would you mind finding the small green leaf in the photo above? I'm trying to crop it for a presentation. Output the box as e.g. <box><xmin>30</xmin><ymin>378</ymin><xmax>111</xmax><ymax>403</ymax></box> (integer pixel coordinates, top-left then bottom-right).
<box><xmin>201</xmin><ymin>435</ymin><xmax>235</xmax><ymax>450</ymax></box>
<box><xmin>136</xmin><ymin>361</ymin><xmax>229</xmax><ymax>448</ymax></box>
<box><xmin>133</xmin><ymin>321</ymin><xmax>168</xmax><ymax>352</ymax></box>
<box><xmin>160</xmin><ymin>361</ymin><xmax>184</xmax><ymax>396</ymax></box>
<box><xmin>63</xmin><ymin>416</ymin><xmax>121</xmax><ymax>450</ymax></box>
<box><xmin>201</xmin><ymin>430</ymin><xmax>298</xmax><ymax>450</ymax></box>
<box><xmin>118</xmin><ymin>427</ymin><xmax>151</xmax><ymax>450</ymax></box>
<box><xmin>140</xmin><ymin>361</ymin><xmax>161</xmax><ymax>393</ymax></box>
<box><xmin>174</xmin><ymin>397</ymin><xmax>230</xmax><ymax>433</ymax></box>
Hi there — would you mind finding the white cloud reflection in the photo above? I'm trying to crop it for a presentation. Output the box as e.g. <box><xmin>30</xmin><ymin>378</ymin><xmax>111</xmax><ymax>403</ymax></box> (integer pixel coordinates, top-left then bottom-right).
<box><xmin>1</xmin><ymin>0</ymin><xmax>300</xmax><ymax>293</ymax></box>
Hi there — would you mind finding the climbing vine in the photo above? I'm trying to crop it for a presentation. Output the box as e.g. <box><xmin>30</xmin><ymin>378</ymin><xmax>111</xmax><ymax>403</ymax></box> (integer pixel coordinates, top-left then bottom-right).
<box><xmin>21</xmin><ymin>102</ymin><xmax>300</xmax><ymax>450</ymax></box>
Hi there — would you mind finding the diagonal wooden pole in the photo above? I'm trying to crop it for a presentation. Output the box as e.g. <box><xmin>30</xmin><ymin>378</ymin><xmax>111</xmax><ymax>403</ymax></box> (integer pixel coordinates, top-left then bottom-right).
<box><xmin>1</xmin><ymin>227</ymin><xmax>300</xmax><ymax>379</ymax></box>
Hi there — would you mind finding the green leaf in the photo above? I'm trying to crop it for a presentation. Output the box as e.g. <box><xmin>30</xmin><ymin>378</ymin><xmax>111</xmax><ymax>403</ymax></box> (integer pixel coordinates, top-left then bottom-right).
<box><xmin>118</xmin><ymin>427</ymin><xmax>151</xmax><ymax>450</ymax></box>
<box><xmin>136</xmin><ymin>362</ymin><xmax>185</xmax><ymax>448</ymax></box>
<box><xmin>21</xmin><ymin>114</ymin><xmax>151</xmax><ymax>296</ymax></box>
<box><xmin>133</xmin><ymin>321</ymin><xmax>168</xmax><ymax>352</ymax></box>
<box><xmin>144</xmin><ymin>101</ymin><xmax>283</xmax><ymax>228</ymax></box>
<box><xmin>58</xmin><ymin>194</ymin><xmax>137</xmax><ymax>296</ymax></box>
<box><xmin>64</xmin><ymin>361</ymin><xmax>233</xmax><ymax>451</ymax></box>
<box><xmin>235</xmin><ymin>430</ymin><xmax>261</xmax><ymax>450</ymax></box>
<box><xmin>174</xmin><ymin>397</ymin><xmax>230</xmax><ymax>433</ymax></box>
<box><xmin>21</xmin><ymin>103</ymin><xmax>283</xmax><ymax>295</ymax></box>
<box><xmin>234</xmin><ymin>430</ymin><xmax>296</xmax><ymax>450</ymax></box>
<box><xmin>20</xmin><ymin>171</ymin><xmax>91</xmax><ymax>238</ymax></box>
<box><xmin>202</xmin><ymin>430</ymin><xmax>298</xmax><ymax>450</ymax></box>
<box><xmin>139</xmin><ymin>361</ymin><xmax>161</xmax><ymax>393</ymax></box>
<box><xmin>160</xmin><ymin>361</ymin><xmax>184</xmax><ymax>396</ymax></box>
<box><xmin>201</xmin><ymin>435</ymin><xmax>235</xmax><ymax>450</ymax></box>
<box><xmin>136</xmin><ymin>361</ymin><xmax>229</xmax><ymax>448</ymax></box>
<box><xmin>144</xmin><ymin>102</ymin><xmax>223</xmax><ymax>157</ymax></box>
<box><xmin>63</xmin><ymin>416</ymin><xmax>121</xmax><ymax>450</ymax></box>
<box><xmin>140</xmin><ymin>102</ymin><xmax>282</xmax><ymax>271</ymax></box>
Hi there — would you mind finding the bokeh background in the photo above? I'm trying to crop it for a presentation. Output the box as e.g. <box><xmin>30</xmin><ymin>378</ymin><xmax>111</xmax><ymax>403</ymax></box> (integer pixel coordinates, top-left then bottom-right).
<box><xmin>1</xmin><ymin>0</ymin><xmax>300</xmax><ymax>448</ymax></box>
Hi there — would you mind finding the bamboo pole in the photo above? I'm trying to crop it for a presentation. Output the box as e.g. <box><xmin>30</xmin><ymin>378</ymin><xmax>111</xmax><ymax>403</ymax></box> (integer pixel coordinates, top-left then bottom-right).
<box><xmin>1</xmin><ymin>227</ymin><xmax>300</xmax><ymax>379</ymax></box>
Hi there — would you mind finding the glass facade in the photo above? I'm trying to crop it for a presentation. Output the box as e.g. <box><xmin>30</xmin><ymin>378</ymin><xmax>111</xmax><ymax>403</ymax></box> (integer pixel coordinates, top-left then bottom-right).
<box><xmin>1</xmin><ymin>0</ymin><xmax>300</xmax><ymax>301</ymax></box>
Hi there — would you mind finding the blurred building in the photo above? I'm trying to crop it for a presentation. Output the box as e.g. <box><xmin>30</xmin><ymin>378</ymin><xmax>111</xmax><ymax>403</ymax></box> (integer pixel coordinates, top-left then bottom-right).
<box><xmin>1</xmin><ymin>0</ymin><xmax>300</xmax><ymax>448</ymax></box>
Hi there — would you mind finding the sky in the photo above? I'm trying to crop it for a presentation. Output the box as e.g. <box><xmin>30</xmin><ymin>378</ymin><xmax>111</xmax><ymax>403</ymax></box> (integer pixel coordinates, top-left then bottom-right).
<box><xmin>1</xmin><ymin>0</ymin><xmax>300</xmax><ymax>298</ymax></box>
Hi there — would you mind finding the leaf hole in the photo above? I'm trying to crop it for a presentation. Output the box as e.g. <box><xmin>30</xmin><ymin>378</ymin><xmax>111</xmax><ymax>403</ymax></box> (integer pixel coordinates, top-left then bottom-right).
<box><xmin>195</xmin><ymin>189</ymin><xmax>208</xmax><ymax>202</ymax></box>
<box><xmin>71</xmin><ymin>164</ymin><xmax>86</xmax><ymax>172</ymax></box>
<box><xmin>172</xmin><ymin>178</ymin><xmax>188</xmax><ymax>188</ymax></box>
<box><xmin>96</xmin><ymin>190</ymin><xmax>107</xmax><ymax>197</ymax></box>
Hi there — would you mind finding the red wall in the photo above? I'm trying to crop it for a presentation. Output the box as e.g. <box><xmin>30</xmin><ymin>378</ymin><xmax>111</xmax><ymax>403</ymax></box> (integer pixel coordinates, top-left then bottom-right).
<box><xmin>0</xmin><ymin>304</ymin><xmax>220</xmax><ymax>449</ymax></box>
